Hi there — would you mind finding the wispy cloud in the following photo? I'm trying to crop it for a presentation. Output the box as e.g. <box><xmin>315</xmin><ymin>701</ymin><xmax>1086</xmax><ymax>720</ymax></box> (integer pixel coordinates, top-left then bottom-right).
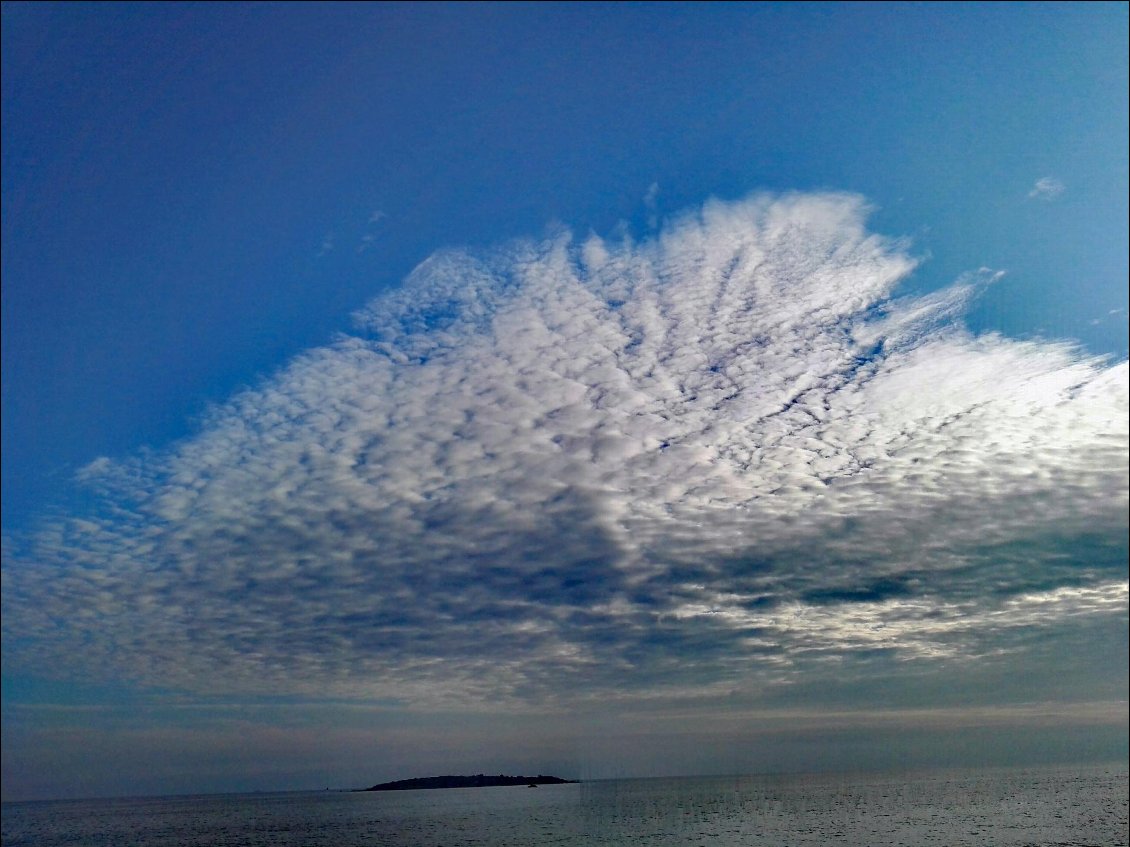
<box><xmin>358</xmin><ymin>209</ymin><xmax>388</xmax><ymax>253</ymax></box>
<box><xmin>3</xmin><ymin>193</ymin><xmax>1126</xmax><ymax>709</ymax></box>
<box><xmin>1028</xmin><ymin>176</ymin><xmax>1065</xmax><ymax>200</ymax></box>
<box><xmin>643</xmin><ymin>182</ymin><xmax>660</xmax><ymax>229</ymax></box>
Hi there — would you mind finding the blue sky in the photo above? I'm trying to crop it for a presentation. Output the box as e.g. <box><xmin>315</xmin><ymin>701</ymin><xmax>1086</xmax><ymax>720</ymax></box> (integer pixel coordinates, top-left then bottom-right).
<box><xmin>2</xmin><ymin>2</ymin><xmax>1127</xmax><ymax>801</ymax></box>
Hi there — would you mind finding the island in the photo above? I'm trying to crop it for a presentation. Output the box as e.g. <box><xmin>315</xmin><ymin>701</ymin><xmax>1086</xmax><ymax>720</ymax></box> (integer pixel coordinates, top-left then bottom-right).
<box><xmin>362</xmin><ymin>774</ymin><xmax>578</xmax><ymax>791</ymax></box>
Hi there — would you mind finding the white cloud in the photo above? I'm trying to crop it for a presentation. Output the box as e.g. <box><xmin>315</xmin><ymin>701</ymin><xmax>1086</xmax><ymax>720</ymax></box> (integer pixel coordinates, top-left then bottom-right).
<box><xmin>3</xmin><ymin>193</ymin><xmax>1126</xmax><ymax>708</ymax></box>
<box><xmin>1028</xmin><ymin>176</ymin><xmax>1065</xmax><ymax>200</ymax></box>
<box><xmin>675</xmin><ymin>581</ymin><xmax>1129</xmax><ymax>662</ymax></box>
<box><xmin>643</xmin><ymin>182</ymin><xmax>660</xmax><ymax>229</ymax></box>
<box><xmin>358</xmin><ymin>210</ymin><xmax>388</xmax><ymax>252</ymax></box>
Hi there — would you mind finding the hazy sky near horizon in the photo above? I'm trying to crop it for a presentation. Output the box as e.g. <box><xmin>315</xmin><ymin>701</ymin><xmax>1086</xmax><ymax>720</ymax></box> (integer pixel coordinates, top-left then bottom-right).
<box><xmin>2</xmin><ymin>2</ymin><xmax>1127</xmax><ymax>802</ymax></box>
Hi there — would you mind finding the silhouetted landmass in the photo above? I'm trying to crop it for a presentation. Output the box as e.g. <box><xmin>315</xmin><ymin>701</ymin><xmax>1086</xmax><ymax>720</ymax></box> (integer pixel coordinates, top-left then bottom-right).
<box><xmin>362</xmin><ymin>774</ymin><xmax>578</xmax><ymax>791</ymax></box>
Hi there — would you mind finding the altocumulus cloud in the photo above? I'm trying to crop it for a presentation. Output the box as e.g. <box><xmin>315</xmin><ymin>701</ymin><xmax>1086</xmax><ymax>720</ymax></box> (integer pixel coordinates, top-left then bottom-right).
<box><xmin>3</xmin><ymin>193</ymin><xmax>1126</xmax><ymax>708</ymax></box>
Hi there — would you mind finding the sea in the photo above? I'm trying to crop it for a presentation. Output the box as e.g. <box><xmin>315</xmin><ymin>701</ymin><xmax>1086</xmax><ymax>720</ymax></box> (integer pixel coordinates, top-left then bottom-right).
<box><xmin>2</xmin><ymin>764</ymin><xmax>1126</xmax><ymax>846</ymax></box>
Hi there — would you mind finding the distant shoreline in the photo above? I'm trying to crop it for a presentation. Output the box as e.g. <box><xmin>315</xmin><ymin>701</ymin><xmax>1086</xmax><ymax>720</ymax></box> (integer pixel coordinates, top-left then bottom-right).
<box><xmin>360</xmin><ymin>774</ymin><xmax>579</xmax><ymax>791</ymax></box>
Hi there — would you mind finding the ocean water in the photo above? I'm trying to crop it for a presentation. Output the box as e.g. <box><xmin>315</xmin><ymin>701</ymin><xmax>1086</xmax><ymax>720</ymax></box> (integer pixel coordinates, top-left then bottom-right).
<box><xmin>2</xmin><ymin>764</ymin><xmax>1126</xmax><ymax>846</ymax></box>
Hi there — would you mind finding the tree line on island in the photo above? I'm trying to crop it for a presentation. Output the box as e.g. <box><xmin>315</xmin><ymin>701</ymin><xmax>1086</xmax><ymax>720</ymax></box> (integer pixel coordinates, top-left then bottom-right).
<box><xmin>362</xmin><ymin>774</ymin><xmax>578</xmax><ymax>791</ymax></box>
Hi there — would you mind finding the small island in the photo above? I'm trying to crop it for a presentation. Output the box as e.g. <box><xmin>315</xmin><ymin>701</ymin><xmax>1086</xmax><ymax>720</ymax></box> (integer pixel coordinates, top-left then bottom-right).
<box><xmin>362</xmin><ymin>774</ymin><xmax>578</xmax><ymax>791</ymax></box>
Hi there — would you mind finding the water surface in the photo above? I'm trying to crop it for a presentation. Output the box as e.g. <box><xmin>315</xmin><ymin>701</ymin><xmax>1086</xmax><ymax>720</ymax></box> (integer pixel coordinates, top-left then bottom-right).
<box><xmin>3</xmin><ymin>764</ymin><xmax>1126</xmax><ymax>846</ymax></box>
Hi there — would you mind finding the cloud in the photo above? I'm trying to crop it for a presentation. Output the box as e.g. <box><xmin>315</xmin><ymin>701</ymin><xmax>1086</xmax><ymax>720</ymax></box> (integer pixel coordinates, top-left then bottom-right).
<box><xmin>1028</xmin><ymin>177</ymin><xmax>1065</xmax><ymax>200</ymax></box>
<box><xmin>358</xmin><ymin>210</ymin><xmax>388</xmax><ymax>252</ymax></box>
<box><xmin>644</xmin><ymin>182</ymin><xmax>660</xmax><ymax>229</ymax></box>
<box><xmin>3</xmin><ymin>193</ymin><xmax>1126</xmax><ymax>709</ymax></box>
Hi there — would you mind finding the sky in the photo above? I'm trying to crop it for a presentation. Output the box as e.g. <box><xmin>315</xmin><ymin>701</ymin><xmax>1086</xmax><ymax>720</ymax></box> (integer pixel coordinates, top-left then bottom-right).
<box><xmin>1</xmin><ymin>2</ymin><xmax>1127</xmax><ymax>802</ymax></box>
